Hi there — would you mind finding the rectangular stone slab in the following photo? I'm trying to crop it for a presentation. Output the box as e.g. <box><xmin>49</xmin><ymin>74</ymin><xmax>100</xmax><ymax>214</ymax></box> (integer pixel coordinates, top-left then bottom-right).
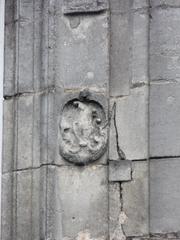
<box><xmin>56</xmin><ymin>165</ymin><xmax>108</xmax><ymax>239</ymax></box>
<box><xmin>109</xmin><ymin>160</ymin><xmax>132</xmax><ymax>182</ymax></box>
<box><xmin>63</xmin><ymin>0</ymin><xmax>108</xmax><ymax>14</ymax></box>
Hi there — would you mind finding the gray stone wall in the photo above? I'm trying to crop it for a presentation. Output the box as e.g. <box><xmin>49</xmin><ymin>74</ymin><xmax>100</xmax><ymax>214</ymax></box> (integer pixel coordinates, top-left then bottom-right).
<box><xmin>2</xmin><ymin>0</ymin><xmax>180</xmax><ymax>239</ymax></box>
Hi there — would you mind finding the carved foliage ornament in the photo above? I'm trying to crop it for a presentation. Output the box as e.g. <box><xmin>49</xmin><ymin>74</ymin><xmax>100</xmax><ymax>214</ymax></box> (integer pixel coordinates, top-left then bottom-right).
<box><xmin>59</xmin><ymin>99</ymin><xmax>108</xmax><ymax>165</ymax></box>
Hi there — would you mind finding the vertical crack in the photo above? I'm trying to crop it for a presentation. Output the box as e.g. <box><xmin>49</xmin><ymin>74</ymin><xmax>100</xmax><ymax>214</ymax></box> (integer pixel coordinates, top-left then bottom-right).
<box><xmin>112</xmin><ymin>102</ymin><xmax>126</xmax><ymax>160</ymax></box>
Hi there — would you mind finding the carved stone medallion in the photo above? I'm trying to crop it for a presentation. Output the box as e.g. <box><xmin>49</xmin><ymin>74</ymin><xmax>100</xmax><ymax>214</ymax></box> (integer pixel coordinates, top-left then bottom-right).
<box><xmin>59</xmin><ymin>99</ymin><xmax>108</xmax><ymax>165</ymax></box>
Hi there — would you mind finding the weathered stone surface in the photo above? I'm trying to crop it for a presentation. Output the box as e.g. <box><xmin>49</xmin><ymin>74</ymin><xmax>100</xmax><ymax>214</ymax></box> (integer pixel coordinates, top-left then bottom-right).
<box><xmin>109</xmin><ymin>103</ymin><xmax>119</xmax><ymax>161</ymax></box>
<box><xmin>4</xmin><ymin>0</ymin><xmax>15</xmax><ymax>96</ymax></box>
<box><xmin>122</xmin><ymin>161</ymin><xmax>149</xmax><ymax>236</ymax></box>
<box><xmin>131</xmin><ymin>8</ymin><xmax>149</xmax><ymax>85</ymax></box>
<box><xmin>113</xmin><ymin>86</ymin><xmax>148</xmax><ymax>160</ymax></box>
<box><xmin>150</xmin><ymin>7</ymin><xmax>180</xmax><ymax>82</ymax></box>
<box><xmin>1</xmin><ymin>169</ymin><xmax>41</xmax><ymax>240</ymax></box>
<box><xmin>150</xmin><ymin>158</ymin><xmax>180</xmax><ymax>234</ymax></box>
<box><xmin>150</xmin><ymin>0</ymin><xmax>180</xmax><ymax>7</ymax></box>
<box><xmin>150</xmin><ymin>83</ymin><xmax>180</xmax><ymax>157</ymax></box>
<box><xmin>4</xmin><ymin>0</ymin><xmax>42</xmax><ymax>95</ymax></box>
<box><xmin>2</xmin><ymin>95</ymin><xmax>41</xmax><ymax>173</ymax></box>
<box><xmin>56</xmin><ymin>10</ymin><xmax>109</xmax><ymax>89</ymax></box>
<box><xmin>109</xmin><ymin>0</ymin><xmax>130</xmax><ymax>12</ymax></box>
<box><xmin>109</xmin><ymin>183</ymin><xmax>121</xmax><ymax>240</ymax></box>
<box><xmin>2</xmin><ymin>99</ymin><xmax>14</xmax><ymax>173</ymax></box>
<box><xmin>56</xmin><ymin>165</ymin><xmax>108</xmax><ymax>239</ymax></box>
<box><xmin>109</xmin><ymin>160</ymin><xmax>132</xmax><ymax>182</ymax></box>
<box><xmin>133</xmin><ymin>0</ymin><xmax>149</xmax><ymax>9</ymax></box>
<box><xmin>63</xmin><ymin>0</ymin><xmax>108</xmax><ymax>14</ymax></box>
<box><xmin>1</xmin><ymin>173</ymin><xmax>12</xmax><ymax>240</ymax></box>
<box><xmin>59</xmin><ymin>99</ymin><xmax>108</xmax><ymax>165</ymax></box>
<box><xmin>110</xmin><ymin>0</ymin><xmax>130</xmax><ymax>97</ymax></box>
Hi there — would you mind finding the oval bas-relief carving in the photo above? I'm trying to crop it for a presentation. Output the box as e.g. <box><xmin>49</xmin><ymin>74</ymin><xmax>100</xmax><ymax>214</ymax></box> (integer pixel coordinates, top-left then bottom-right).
<box><xmin>59</xmin><ymin>99</ymin><xmax>108</xmax><ymax>165</ymax></box>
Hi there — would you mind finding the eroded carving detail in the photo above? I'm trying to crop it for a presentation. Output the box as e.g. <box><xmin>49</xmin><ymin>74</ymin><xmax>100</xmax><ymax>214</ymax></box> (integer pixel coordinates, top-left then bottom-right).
<box><xmin>63</xmin><ymin>0</ymin><xmax>108</xmax><ymax>14</ymax></box>
<box><xmin>59</xmin><ymin>99</ymin><xmax>108</xmax><ymax>164</ymax></box>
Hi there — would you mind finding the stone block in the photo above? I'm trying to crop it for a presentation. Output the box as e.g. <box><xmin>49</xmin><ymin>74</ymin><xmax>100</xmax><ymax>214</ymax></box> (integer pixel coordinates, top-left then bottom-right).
<box><xmin>109</xmin><ymin>160</ymin><xmax>132</xmax><ymax>182</ymax></box>
<box><xmin>56</xmin><ymin>165</ymin><xmax>108</xmax><ymax>239</ymax></box>
<box><xmin>4</xmin><ymin>0</ymin><xmax>42</xmax><ymax>95</ymax></box>
<box><xmin>131</xmin><ymin>9</ymin><xmax>149</xmax><ymax>85</ymax></box>
<box><xmin>150</xmin><ymin>158</ymin><xmax>180</xmax><ymax>234</ymax></box>
<box><xmin>3</xmin><ymin>94</ymin><xmax>42</xmax><ymax>172</ymax></box>
<box><xmin>122</xmin><ymin>161</ymin><xmax>149</xmax><ymax>236</ymax></box>
<box><xmin>55</xmin><ymin>11</ymin><xmax>109</xmax><ymax>89</ymax></box>
<box><xmin>150</xmin><ymin>83</ymin><xmax>180</xmax><ymax>157</ymax></box>
<box><xmin>112</xmin><ymin>86</ymin><xmax>148</xmax><ymax>160</ymax></box>
<box><xmin>150</xmin><ymin>8</ymin><xmax>180</xmax><ymax>82</ymax></box>
<box><xmin>150</xmin><ymin>0</ymin><xmax>180</xmax><ymax>7</ymax></box>
<box><xmin>110</xmin><ymin>10</ymin><xmax>130</xmax><ymax>97</ymax></box>
<box><xmin>1</xmin><ymin>169</ymin><xmax>41</xmax><ymax>240</ymax></box>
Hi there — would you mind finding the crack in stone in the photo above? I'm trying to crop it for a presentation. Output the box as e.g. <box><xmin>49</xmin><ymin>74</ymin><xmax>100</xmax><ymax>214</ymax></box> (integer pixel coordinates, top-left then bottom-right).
<box><xmin>2</xmin><ymin>162</ymin><xmax>107</xmax><ymax>175</ymax></box>
<box><xmin>150</xmin><ymin>155</ymin><xmax>180</xmax><ymax>160</ymax></box>
<box><xmin>3</xmin><ymin>86</ymin><xmax>57</xmax><ymax>99</ymax></box>
<box><xmin>112</xmin><ymin>102</ymin><xmax>126</xmax><ymax>160</ymax></box>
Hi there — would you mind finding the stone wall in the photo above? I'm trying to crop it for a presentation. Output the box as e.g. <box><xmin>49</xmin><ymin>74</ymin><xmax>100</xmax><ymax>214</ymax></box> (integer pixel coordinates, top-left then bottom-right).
<box><xmin>2</xmin><ymin>0</ymin><xmax>180</xmax><ymax>239</ymax></box>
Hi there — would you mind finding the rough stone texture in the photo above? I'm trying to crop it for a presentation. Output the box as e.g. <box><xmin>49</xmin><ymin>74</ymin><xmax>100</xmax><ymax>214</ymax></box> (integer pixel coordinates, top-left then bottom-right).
<box><xmin>56</xmin><ymin>165</ymin><xmax>108</xmax><ymax>239</ymax></box>
<box><xmin>112</xmin><ymin>86</ymin><xmax>148</xmax><ymax>160</ymax></box>
<box><xmin>59</xmin><ymin>99</ymin><xmax>108</xmax><ymax>165</ymax></box>
<box><xmin>122</xmin><ymin>161</ymin><xmax>149</xmax><ymax>237</ymax></box>
<box><xmin>150</xmin><ymin>0</ymin><xmax>180</xmax><ymax>7</ymax></box>
<box><xmin>63</xmin><ymin>0</ymin><xmax>108</xmax><ymax>14</ymax></box>
<box><xmin>109</xmin><ymin>183</ymin><xmax>121</xmax><ymax>239</ymax></box>
<box><xmin>150</xmin><ymin>7</ymin><xmax>180</xmax><ymax>82</ymax></box>
<box><xmin>109</xmin><ymin>103</ymin><xmax>119</xmax><ymax>161</ymax></box>
<box><xmin>109</xmin><ymin>160</ymin><xmax>132</xmax><ymax>182</ymax></box>
<box><xmin>150</xmin><ymin>83</ymin><xmax>180</xmax><ymax>157</ymax></box>
<box><xmin>150</xmin><ymin>158</ymin><xmax>180</xmax><ymax>234</ymax></box>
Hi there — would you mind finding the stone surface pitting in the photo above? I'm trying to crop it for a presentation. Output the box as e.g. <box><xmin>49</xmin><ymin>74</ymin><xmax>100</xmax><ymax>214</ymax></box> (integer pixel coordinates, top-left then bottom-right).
<box><xmin>59</xmin><ymin>99</ymin><xmax>108</xmax><ymax>164</ymax></box>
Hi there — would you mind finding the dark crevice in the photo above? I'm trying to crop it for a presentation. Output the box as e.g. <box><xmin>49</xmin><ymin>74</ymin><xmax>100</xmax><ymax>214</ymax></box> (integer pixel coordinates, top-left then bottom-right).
<box><xmin>131</xmin><ymin>158</ymin><xmax>148</xmax><ymax>162</ymax></box>
<box><xmin>150</xmin><ymin>155</ymin><xmax>180</xmax><ymax>160</ymax></box>
<box><xmin>131</xmin><ymin>82</ymin><xmax>146</xmax><ymax>89</ymax></box>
